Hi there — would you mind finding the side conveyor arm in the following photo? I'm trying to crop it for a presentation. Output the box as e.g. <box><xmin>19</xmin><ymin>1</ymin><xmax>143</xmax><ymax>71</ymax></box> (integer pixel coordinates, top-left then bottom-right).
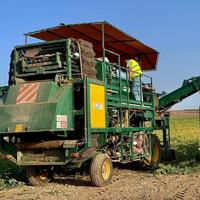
<box><xmin>158</xmin><ymin>76</ymin><xmax>200</xmax><ymax>111</ymax></box>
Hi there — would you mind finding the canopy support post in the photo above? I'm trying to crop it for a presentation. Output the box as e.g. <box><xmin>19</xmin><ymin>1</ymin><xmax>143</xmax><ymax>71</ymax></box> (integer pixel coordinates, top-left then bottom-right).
<box><xmin>102</xmin><ymin>23</ymin><xmax>105</xmax><ymax>61</ymax></box>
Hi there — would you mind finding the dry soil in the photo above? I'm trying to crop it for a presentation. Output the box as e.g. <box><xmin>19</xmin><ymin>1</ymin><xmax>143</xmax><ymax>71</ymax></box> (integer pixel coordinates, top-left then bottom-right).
<box><xmin>0</xmin><ymin>166</ymin><xmax>200</xmax><ymax>200</ymax></box>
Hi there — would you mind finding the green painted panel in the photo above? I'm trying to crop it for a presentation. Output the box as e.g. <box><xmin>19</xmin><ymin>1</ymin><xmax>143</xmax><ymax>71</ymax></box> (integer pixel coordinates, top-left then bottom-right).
<box><xmin>0</xmin><ymin>81</ymin><xmax>74</xmax><ymax>133</ymax></box>
<box><xmin>4</xmin><ymin>85</ymin><xmax>20</xmax><ymax>105</ymax></box>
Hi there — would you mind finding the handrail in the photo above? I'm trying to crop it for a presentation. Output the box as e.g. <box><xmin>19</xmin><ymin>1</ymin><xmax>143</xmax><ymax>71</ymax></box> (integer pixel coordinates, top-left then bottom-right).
<box><xmin>103</xmin><ymin>57</ymin><xmax>153</xmax><ymax>107</ymax></box>
<box><xmin>104</xmin><ymin>48</ymin><xmax>123</xmax><ymax>127</ymax></box>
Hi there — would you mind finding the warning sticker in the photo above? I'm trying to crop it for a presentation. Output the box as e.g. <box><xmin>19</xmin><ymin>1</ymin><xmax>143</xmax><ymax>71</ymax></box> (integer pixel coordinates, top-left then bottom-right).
<box><xmin>56</xmin><ymin>115</ymin><xmax>67</xmax><ymax>129</ymax></box>
<box><xmin>57</xmin><ymin>121</ymin><xmax>67</xmax><ymax>128</ymax></box>
<box><xmin>16</xmin><ymin>83</ymin><xmax>40</xmax><ymax>104</ymax></box>
<box><xmin>57</xmin><ymin>115</ymin><xmax>67</xmax><ymax>122</ymax></box>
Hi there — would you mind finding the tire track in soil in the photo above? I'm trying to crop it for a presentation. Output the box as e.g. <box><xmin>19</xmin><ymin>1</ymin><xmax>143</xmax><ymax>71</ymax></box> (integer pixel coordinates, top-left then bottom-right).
<box><xmin>154</xmin><ymin>175</ymin><xmax>199</xmax><ymax>200</ymax></box>
<box><xmin>166</xmin><ymin>177</ymin><xmax>200</xmax><ymax>200</ymax></box>
<box><xmin>157</xmin><ymin>176</ymin><xmax>188</xmax><ymax>200</ymax></box>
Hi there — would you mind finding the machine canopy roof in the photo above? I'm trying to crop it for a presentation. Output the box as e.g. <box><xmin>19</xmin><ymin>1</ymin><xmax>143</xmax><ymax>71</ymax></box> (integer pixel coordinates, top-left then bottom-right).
<box><xmin>25</xmin><ymin>21</ymin><xmax>159</xmax><ymax>70</ymax></box>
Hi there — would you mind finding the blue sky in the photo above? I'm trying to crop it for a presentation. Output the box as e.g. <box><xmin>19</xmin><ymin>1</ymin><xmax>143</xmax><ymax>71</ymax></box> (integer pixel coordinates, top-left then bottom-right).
<box><xmin>0</xmin><ymin>0</ymin><xmax>199</xmax><ymax>109</ymax></box>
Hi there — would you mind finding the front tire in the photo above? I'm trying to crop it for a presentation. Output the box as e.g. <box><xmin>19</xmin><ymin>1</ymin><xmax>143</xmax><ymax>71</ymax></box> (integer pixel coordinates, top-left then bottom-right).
<box><xmin>90</xmin><ymin>153</ymin><xmax>113</xmax><ymax>187</ymax></box>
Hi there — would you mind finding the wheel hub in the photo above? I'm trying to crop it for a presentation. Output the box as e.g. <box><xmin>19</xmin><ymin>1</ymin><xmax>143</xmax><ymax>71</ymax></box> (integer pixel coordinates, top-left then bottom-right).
<box><xmin>102</xmin><ymin>160</ymin><xmax>111</xmax><ymax>180</ymax></box>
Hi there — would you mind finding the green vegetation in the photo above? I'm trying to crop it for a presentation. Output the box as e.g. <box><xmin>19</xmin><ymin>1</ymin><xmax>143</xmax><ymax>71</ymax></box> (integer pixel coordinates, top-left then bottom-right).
<box><xmin>170</xmin><ymin>116</ymin><xmax>199</xmax><ymax>161</ymax></box>
<box><xmin>155</xmin><ymin>115</ymin><xmax>200</xmax><ymax>175</ymax></box>
<box><xmin>0</xmin><ymin>159</ymin><xmax>25</xmax><ymax>189</ymax></box>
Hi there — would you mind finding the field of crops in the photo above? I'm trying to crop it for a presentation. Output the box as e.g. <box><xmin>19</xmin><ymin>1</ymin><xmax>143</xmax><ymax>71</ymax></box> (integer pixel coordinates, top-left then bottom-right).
<box><xmin>156</xmin><ymin>113</ymin><xmax>200</xmax><ymax>174</ymax></box>
<box><xmin>170</xmin><ymin>115</ymin><xmax>199</xmax><ymax>161</ymax></box>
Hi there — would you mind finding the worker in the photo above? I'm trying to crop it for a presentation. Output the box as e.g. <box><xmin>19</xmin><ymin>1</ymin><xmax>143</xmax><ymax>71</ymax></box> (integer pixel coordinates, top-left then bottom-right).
<box><xmin>126</xmin><ymin>57</ymin><xmax>143</xmax><ymax>101</ymax></box>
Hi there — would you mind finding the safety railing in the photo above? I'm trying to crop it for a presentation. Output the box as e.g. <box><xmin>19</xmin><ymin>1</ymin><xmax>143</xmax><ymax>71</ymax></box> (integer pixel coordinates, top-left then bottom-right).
<box><xmin>104</xmin><ymin>56</ymin><xmax>153</xmax><ymax>106</ymax></box>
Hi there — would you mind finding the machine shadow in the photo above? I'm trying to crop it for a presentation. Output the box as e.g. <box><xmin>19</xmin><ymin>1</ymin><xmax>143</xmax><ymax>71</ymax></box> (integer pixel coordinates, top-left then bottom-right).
<box><xmin>53</xmin><ymin>177</ymin><xmax>92</xmax><ymax>187</ymax></box>
<box><xmin>172</xmin><ymin>141</ymin><xmax>199</xmax><ymax>164</ymax></box>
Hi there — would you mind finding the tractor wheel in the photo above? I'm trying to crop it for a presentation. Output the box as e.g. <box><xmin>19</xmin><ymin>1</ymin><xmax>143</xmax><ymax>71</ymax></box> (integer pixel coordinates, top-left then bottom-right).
<box><xmin>90</xmin><ymin>153</ymin><xmax>113</xmax><ymax>187</ymax></box>
<box><xmin>26</xmin><ymin>166</ymin><xmax>51</xmax><ymax>186</ymax></box>
<box><xmin>144</xmin><ymin>134</ymin><xmax>161</xmax><ymax>168</ymax></box>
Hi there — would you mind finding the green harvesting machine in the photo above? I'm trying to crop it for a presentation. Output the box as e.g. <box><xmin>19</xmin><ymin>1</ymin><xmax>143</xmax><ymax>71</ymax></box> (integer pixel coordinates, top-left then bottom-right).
<box><xmin>0</xmin><ymin>22</ymin><xmax>199</xmax><ymax>186</ymax></box>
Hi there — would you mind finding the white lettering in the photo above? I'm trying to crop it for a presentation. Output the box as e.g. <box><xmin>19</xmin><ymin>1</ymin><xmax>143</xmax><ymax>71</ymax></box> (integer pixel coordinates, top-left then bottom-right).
<box><xmin>93</xmin><ymin>103</ymin><xmax>104</xmax><ymax>110</ymax></box>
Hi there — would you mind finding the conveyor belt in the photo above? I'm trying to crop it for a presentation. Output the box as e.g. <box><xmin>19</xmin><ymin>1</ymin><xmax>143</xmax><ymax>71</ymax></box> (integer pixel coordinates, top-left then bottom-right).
<box><xmin>158</xmin><ymin>76</ymin><xmax>200</xmax><ymax>111</ymax></box>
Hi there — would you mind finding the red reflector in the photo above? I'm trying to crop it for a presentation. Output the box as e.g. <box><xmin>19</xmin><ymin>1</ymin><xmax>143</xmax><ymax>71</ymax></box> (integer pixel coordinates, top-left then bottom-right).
<box><xmin>0</xmin><ymin>155</ymin><xmax>12</xmax><ymax>160</ymax></box>
<box><xmin>71</xmin><ymin>153</ymin><xmax>79</xmax><ymax>158</ymax></box>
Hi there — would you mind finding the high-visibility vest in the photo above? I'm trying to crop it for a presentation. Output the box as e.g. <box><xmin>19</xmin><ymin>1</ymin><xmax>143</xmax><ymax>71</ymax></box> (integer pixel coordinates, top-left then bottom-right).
<box><xmin>127</xmin><ymin>59</ymin><xmax>142</xmax><ymax>79</ymax></box>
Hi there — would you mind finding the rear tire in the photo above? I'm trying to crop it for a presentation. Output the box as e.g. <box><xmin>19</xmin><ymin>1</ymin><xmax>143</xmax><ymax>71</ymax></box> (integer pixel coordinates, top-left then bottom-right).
<box><xmin>144</xmin><ymin>134</ymin><xmax>161</xmax><ymax>168</ymax></box>
<box><xmin>26</xmin><ymin>166</ymin><xmax>51</xmax><ymax>186</ymax></box>
<box><xmin>90</xmin><ymin>153</ymin><xmax>113</xmax><ymax>187</ymax></box>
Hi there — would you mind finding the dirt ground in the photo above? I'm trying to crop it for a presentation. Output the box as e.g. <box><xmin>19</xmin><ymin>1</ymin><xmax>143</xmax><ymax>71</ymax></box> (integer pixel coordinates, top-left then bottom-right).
<box><xmin>0</xmin><ymin>166</ymin><xmax>200</xmax><ymax>200</ymax></box>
